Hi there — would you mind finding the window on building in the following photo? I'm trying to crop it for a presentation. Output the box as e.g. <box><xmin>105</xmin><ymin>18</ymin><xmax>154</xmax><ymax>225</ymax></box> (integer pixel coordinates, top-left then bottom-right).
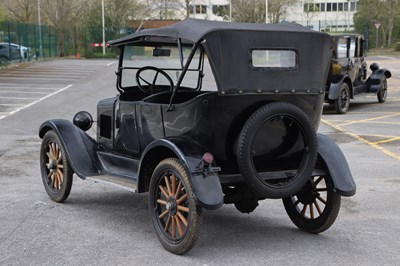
<box><xmin>196</xmin><ymin>5</ymin><xmax>207</xmax><ymax>14</ymax></box>
<box><xmin>327</xmin><ymin>3</ymin><xmax>331</xmax><ymax>11</ymax></box>
<box><xmin>350</xmin><ymin>2</ymin><xmax>357</xmax><ymax>11</ymax></box>
<box><xmin>320</xmin><ymin>3</ymin><xmax>325</xmax><ymax>11</ymax></box>
<box><xmin>344</xmin><ymin>2</ymin><xmax>349</xmax><ymax>11</ymax></box>
<box><xmin>212</xmin><ymin>5</ymin><xmax>229</xmax><ymax>17</ymax></box>
<box><xmin>332</xmin><ymin>3</ymin><xmax>337</xmax><ymax>11</ymax></box>
<box><xmin>190</xmin><ymin>5</ymin><xmax>207</xmax><ymax>14</ymax></box>
<box><xmin>338</xmin><ymin>3</ymin><xmax>343</xmax><ymax>11</ymax></box>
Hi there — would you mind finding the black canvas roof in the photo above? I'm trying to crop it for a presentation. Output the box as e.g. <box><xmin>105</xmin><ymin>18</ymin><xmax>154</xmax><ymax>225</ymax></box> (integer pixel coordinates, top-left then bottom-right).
<box><xmin>110</xmin><ymin>19</ymin><xmax>333</xmax><ymax>95</ymax></box>
<box><xmin>109</xmin><ymin>19</ymin><xmax>317</xmax><ymax>46</ymax></box>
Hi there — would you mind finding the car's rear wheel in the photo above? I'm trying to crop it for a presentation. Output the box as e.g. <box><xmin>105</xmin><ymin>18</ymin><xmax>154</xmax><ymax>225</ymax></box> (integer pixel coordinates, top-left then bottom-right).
<box><xmin>334</xmin><ymin>83</ymin><xmax>350</xmax><ymax>114</ymax></box>
<box><xmin>149</xmin><ymin>158</ymin><xmax>202</xmax><ymax>255</ymax></box>
<box><xmin>377</xmin><ymin>77</ymin><xmax>387</xmax><ymax>103</ymax></box>
<box><xmin>40</xmin><ymin>130</ymin><xmax>73</xmax><ymax>203</ymax></box>
<box><xmin>237</xmin><ymin>102</ymin><xmax>318</xmax><ymax>199</ymax></box>
<box><xmin>282</xmin><ymin>173</ymin><xmax>341</xmax><ymax>233</ymax></box>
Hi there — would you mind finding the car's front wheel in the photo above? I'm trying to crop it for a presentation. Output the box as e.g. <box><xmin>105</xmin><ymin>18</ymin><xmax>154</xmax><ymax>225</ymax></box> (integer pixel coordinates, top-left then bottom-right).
<box><xmin>282</xmin><ymin>173</ymin><xmax>341</xmax><ymax>234</ymax></box>
<box><xmin>149</xmin><ymin>158</ymin><xmax>202</xmax><ymax>255</ymax></box>
<box><xmin>377</xmin><ymin>77</ymin><xmax>387</xmax><ymax>103</ymax></box>
<box><xmin>334</xmin><ymin>83</ymin><xmax>350</xmax><ymax>114</ymax></box>
<box><xmin>40</xmin><ymin>130</ymin><xmax>73</xmax><ymax>203</ymax></box>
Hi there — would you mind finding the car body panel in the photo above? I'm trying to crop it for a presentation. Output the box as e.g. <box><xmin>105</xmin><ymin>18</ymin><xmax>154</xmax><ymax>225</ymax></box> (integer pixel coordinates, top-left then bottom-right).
<box><xmin>316</xmin><ymin>134</ymin><xmax>356</xmax><ymax>196</ymax></box>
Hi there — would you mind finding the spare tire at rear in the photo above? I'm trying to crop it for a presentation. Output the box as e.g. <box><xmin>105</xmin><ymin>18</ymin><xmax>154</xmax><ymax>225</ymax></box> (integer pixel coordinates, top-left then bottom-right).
<box><xmin>237</xmin><ymin>102</ymin><xmax>318</xmax><ymax>198</ymax></box>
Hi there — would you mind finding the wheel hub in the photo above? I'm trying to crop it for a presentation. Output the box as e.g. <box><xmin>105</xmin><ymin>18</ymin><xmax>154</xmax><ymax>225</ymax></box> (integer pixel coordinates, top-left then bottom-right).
<box><xmin>48</xmin><ymin>160</ymin><xmax>58</xmax><ymax>172</ymax></box>
<box><xmin>297</xmin><ymin>182</ymin><xmax>319</xmax><ymax>205</ymax></box>
<box><xmin>166</xmin><ymin>197</ymin><xmax>177</xmax><ymax>215</ymax></box>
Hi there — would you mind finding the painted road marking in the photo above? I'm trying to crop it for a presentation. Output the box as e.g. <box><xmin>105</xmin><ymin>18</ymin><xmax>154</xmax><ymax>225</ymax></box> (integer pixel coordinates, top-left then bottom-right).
<box><xmin>377</xmin><ymin>56</ymin><xmax>397</xmax><ymax>60</ymax></box>
<box><xmin>0</xmin><ymin>84</ymin><xmax>73</xmax><ymax>121</ymax></box>
<box><xmin>0</xmin><ymin>91</ymin><xmax>49</xmax><ymax>94</ymax></box>
<box><xmin>322</xmin><ymin>119</ymin><xmax>400</xmax><ymax>161</ymax></box>
<box><xmin>337</xmin><ymin>112</ymin><xmax>400</xmax><ymax>126</ymax></box>
<box><xmin>371</xmin><ymin>137</ymin><xmax>400</xmax><ymax>145</ymax></box>
<box><xmin>107</xmin><ymin>61</ymin><xmax>117</xmax><ymax>66</ymax></box>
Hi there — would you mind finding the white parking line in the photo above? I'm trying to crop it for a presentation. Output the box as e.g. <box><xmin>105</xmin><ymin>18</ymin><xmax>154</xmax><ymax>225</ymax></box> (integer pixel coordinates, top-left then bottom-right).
<box><xmin>107</xmin><ymin>61</ymin><xmax>117</xmax><ymax>66</ymax></box>
<box><xmin>0</xmin><ymin>91</ymin><xmax>49</xmax><ymax>94</ymax></box>
<box><xmin>0</xmin><ymin>84</ymin><xmax>73</xmax><ymax>121</ymax></box>
<box><xmin>377</xmin><ymin>56</ymin><xmax>397</xmax><ymax>60</ymax></box>
<box><xmin>0</xmin><ymin>96</ymin><xmax>41</xmax><ymax>100</ymax></box>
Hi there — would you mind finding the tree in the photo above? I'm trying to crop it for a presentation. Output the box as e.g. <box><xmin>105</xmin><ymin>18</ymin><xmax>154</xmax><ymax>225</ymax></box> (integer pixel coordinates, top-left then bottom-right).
<box><xmin>41</xmin><ymin>0</ymin><xmax>84</xmax><ymax>56</ymax></box>
<box><xmin>231</xmin><ymin>0</ymin><xmax>296</xmax><ymax>24</ymax></box>
<box><xmin>303</xmin><ymin>0</ymin><xmax>319</xmax><ymax>27</ymax></box>
<box><xmin>355</xmin><ymin>0</ymin><xmax>400</xmax><ymax>48</ymax></box>
<box><xmin>2</xmin><ymin>0</ymin><xmax>36</xmax><ymax>23</ymax></box>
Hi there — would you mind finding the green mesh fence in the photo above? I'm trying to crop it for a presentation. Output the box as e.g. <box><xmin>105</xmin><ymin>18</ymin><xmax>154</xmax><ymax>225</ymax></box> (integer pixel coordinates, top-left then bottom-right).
<box><xmin>0</xmin><ymin>21</ymin><xmax>57</xmax><ymax>63</ymax></box>
<box><xmin>0</xmin><ymin>21</ymin><xmax>135</xmax><ymax>63</ymax></box>
<box><xmin>84</xmin><ymin>27</ymin><xmax>134</xmax><ymax>58</ymax></box>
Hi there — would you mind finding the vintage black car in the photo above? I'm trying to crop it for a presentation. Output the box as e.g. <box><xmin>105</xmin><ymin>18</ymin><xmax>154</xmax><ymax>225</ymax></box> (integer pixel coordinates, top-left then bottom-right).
<box><xmin>326</xmin><ymin>34</ymin><xmax>391</xmax><ymax>114</ymax></box>
<box><xmin>39</xmin><ymin>19</ymin><xmax>356</xmax><ymax>254</ymax></box>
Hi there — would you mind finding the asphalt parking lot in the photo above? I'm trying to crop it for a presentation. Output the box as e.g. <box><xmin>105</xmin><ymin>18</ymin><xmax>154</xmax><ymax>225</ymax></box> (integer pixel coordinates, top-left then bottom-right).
<box><xmin>0</xmin><ymin>57</ymin><xmax>399</xmax><ymax>265</ymax></box>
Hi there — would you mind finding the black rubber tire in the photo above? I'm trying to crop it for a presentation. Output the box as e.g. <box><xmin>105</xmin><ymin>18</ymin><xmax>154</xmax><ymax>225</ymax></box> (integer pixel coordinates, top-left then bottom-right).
<box><xmin>282</xmin><ymin>173</ymin><xmax>341</xmax><ymax>234</ymax></box>
<box><xmin>237</xmin><ymin>102</ymin><xmax>318</xmax><ymax>199</ymax></box>
<box><xmin>0</xmin><ymin>56</ymin><xmax>9</xmax><ymax>65</ymax></box>
<box><xmin>149</xmin><ymin>158</ymin><xmax>202</xmax><ymax>255</ymax></box>
<box><xmin>40</xmin><ymin>130</ymin><xmax>73</xmax><ymax>203</ymax></box>
<box><xmin>334</xmin><ymin>83</ymin><xmax>350</xmax><ymax>114</ymax></box>
<box><xmin>377</xmin><ymin>77</ymin><xmax>387</xmax><ymax>103</ymax></box>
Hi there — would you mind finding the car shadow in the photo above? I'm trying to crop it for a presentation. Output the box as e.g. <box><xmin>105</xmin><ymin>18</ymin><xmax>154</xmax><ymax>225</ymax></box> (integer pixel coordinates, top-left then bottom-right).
<box><xmin>61</xmin><ymin>184</ymin><xmax>340</xmax><ymax>257</ymax></box>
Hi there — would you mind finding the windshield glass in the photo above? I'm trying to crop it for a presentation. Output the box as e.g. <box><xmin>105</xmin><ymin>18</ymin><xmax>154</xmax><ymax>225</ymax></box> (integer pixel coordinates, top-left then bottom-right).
<box><xmin>120</xmin><ymin>44</ymin><xmax>202</xmax><ymax>90</ymax></box>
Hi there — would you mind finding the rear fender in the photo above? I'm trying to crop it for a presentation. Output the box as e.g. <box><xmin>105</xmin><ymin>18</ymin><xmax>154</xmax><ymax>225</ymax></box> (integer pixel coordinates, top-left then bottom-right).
<box><xmin>317</xmin><ymin>134</ymin><xmax>356</xmax><ymax>196</ymax></box>
<box><xmin>39</xmin><ymin>119</ymin><xmax>99</xmax><ymax>179</ymax></box>
<box><xmin>138</xmin><ymin>138</ymin><xmax>224</xmax><ymax>210</ymax></box>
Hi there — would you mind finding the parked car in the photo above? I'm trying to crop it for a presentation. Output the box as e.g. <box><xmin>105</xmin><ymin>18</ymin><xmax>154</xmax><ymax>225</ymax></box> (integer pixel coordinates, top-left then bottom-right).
<box><xmin>0</xmin><ymin>42</ymin><xmax>30</xmax><ymax>64</ymax></box>
<box><xmin>39</xmin><ymin>19</ymin><xmax>356</xmax><ymax>254</ymax></box>
<box><xmin>325</xmin><ymin>34</ymin><xmax>391</xmax><ymax>114</ymax></box>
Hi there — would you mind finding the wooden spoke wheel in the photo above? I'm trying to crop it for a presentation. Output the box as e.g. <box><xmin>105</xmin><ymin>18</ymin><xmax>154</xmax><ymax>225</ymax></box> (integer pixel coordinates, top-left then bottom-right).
<box><xmin>334</xmin><ymin>83</ymin><xmax>350</xmax><ymax>114</ymax></box>
<box><xmin>149</xmin><ymin>158</ymin><xmax>202</xmax><ymax>255</ymax></box>
<box><xmin>40</xmin><ymin>130</ymin><xmax>73</xmax><ymax>203</ymax></box>
<box><xmin>282</xmin><ymin>173</ymin><xmax>341</xmax><ymax>234</ymax></box>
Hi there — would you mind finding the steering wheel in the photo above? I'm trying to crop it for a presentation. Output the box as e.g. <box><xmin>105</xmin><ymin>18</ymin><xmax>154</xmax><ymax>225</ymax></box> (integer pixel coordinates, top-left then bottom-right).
<box><xmin>135</xmin><ymin>66</ymin><xmax>174</xmax><ymax>94</ymax></box>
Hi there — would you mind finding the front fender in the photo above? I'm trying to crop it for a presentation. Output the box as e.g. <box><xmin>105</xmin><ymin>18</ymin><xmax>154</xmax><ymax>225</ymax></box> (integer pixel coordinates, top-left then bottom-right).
<box><xmin>317</xmin><ymin>134</ymin><xmax>356</xmax><ymax>196</ymax></box>
<box><xmin>327</xmin><ymin>75</ymin><xmax>351</xmax><ymax>100</ymax></box>
<box><xmin>39</xmin><ymin>119</ymin><xmax>99</xmax><ymax>179</ymax></box>
<box><xmin>139</xmin><ymin>138</ymin><xmax>224</xmax><ymax>210</ymax></box>
<box><xmin>367</xmin><ymin>68</ymin><xmax>391</xmax><ymax>93</ymax></box>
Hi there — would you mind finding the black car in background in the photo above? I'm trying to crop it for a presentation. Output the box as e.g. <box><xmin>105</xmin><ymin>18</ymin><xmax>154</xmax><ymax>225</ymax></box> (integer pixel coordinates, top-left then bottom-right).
<box><xmin>326</xmin><ymin>34</ymin><xmax>391</xmax><ymax>114</ymax></box>
<box><xmin>39</xmin><ymin>19</ymin><xmax>356</xmax><ymax>254</ymax></box>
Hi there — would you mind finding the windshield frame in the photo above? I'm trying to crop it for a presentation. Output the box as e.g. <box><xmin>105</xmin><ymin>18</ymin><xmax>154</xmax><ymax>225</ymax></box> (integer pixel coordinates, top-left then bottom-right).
<box><xmin>116</xmin><ymin>38</ymin><xmax>205</xmax><ymax>94</ymax></box>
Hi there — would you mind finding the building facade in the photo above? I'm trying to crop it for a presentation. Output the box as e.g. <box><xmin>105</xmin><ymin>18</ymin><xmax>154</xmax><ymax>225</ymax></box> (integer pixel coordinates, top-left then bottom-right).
<box><xmin>144</xmin><ymin>0</ymin><xmax>358</xmax><ymax>32</ymax></box>
<box><xmin>284</xmin><ymin>0</ymin><xmax>359</xmax><ymax>31</ymax></box>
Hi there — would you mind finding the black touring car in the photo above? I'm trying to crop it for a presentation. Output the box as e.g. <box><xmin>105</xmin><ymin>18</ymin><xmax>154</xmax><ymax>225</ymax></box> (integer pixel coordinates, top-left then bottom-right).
<box><xmin>326</xmin><ymin>34</ymin><xmax>391</xmax><ymax>114</ymax></box>
<box><xmin>39</xmin><ymin>19</ymin><xmax>356</xmax><ymax>254</ymax></box>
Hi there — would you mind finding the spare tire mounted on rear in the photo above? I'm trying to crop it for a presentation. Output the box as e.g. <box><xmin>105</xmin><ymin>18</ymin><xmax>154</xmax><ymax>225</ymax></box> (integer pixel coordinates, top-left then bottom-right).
<box><xmin>237</xmin><ymin>102</ymin><xmax>318</xmax><ymax>198</ymax></box>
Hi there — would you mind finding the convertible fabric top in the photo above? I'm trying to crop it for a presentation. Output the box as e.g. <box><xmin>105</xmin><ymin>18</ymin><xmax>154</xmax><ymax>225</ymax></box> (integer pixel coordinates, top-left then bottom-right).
<box><xmin>109</xmin><ymin>19</ymin><xmax>333</xmax><ymax>95</ymax></box>
<box><xmin>109</xmin><ymin>19</ymin><xmax>317</xmax><ymax>46</ymax></box>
